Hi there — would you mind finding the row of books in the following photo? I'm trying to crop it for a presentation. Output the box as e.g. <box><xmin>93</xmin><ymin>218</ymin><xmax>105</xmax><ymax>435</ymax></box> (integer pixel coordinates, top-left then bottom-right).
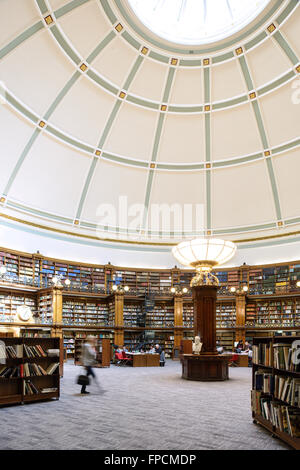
<box><xmin>23</xmin><ymin>381</ymin><xmax>58</xmax><ymax>396</ymax></box>
<box><xmin>0</xmin><ymin>365</ymin><xmax>21</xmax><ymax>378</ymax></box>
<box><xmin>24</xmin><ymin>344</ymin><xmax>47</xmax><ymax>358</ymax></box>
<box><xmin>274</xmin><ymin>343</ymin><xmax>300</xmax><ymax>372</ymax></box>
<box><xmin>252</xmin><ymin>391</ymin><xmax>300</xmax><ymax>438</ymax></box>
<box><xmin>2</xmin><ymin>344</ymin><xmax>50</xmax><ymax>359</ymax></box>
<box><xmin>253</xmin><ymin>343</ymin><xmax>272</xmax><ymax>366</ymax></box>
<box><xmin>23</xmin><ymin>362</ymin><xmax>59</xmax><ymax>377</ymax></box>
<box><xmin>254</xmin><ymin>370</ymin><xmax>300</xmax><ymax>406</ymax></box>
<box><xmin>0</xmin><ymin>363</ymin><xmax>59</xmax><ymax>377</ymax></box>
<box><xmin>4</xmin><ymin>345</ymin><xmax>23</xmax><ymax>358</ymax></box>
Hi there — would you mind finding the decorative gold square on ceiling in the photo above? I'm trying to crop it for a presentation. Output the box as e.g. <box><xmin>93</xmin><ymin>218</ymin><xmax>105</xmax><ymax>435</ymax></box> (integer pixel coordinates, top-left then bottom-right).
<box><xmin>39</xmin><ymin>121</ymin><xmax>46</xmax><ymax>128</ymax></box>
<box><xmin>207</xmin><ymin>230</ymin><xmax>212</xmax><ymax>236</ymax></box>
<box><xmin>203</xmin><ymin>58</ymin><xmax>210</xmax><ymax>66</ymax></box>
<box><xmin>44</xmin><ymin>15</ymin><xmax>53</xmax><ymax>25</ymax></box>
<box><xmin>80</xmin><ymin>63</ymin><xmax>88</xmax><ymax>72</ymax></box>
<box><xmin>161</xmin><ymin>104</ymin><xmax>167</xmax><ymax>111</ymax></box>
<box><xmin>204</xmin><ymin>105</ymin><xmax>211</xmax><ymax>112</ymax></box>
<box><xmin>0</xmin><ymin>197</ymin><xmax>6</xmax><ymax>203</ymax></box>
<box><xmin>150</xmin><ymin>163</ymin><xmax>156</xmax><ymax>169</ymax></box>
<box><xmin>74</xmin><ymin>220</ymin><xmax>79</xmax><ymax>226</ymax></box>
<box><xmin>95</xmin><ymin>150</ymin><xmax>101</xmax><ymax>156</ymax></box>
<box><xmin>296</xmin><ymin>65</ymin><xmax>300</xmax><ymax>73</ymax></box>
<box><xmin>119</xmin><ymin>91</ymin><xmax>126</xmax><ymax>99</ymax></box>
<box><xmin>267</xmin><ymin>23</ymin><xmax>276</xmax><ymax>33</ymax></box>
<box><xmin>235</xmin><ymin>47</ymin><xmax>243</xmax><ymax>55</ymax></box>
<box><xmin>171</xmin><ymin>58</ymin><xmax>178</xmax><ymax>66</ymax></box>
<box><xmin>141</xmin><ymin>46</ymin><xmax>148</xmax><ymax>55</ymax></box>
<box><xmin>277</xmin><ymin>221</ymin><xmax>284</xmax><ymax>227</ymax></box>
<box><xmin>115</xmin><ymin>23</ymin><xmax>123</xmax><ymax>32</ymax></box>
<box><xmin>249</xmin><ymin>92</ymin><xmax>256</xmax><ymax>100</ymax></box>
<box><xmin>206</xmin><ymin>163</ymin><xmax>211</xmax><ymax>169</ymax></box>
<box><xmin>264</xmin><ymin>150</ymin><xmax>271</xmax><ymax>157</ymax></box>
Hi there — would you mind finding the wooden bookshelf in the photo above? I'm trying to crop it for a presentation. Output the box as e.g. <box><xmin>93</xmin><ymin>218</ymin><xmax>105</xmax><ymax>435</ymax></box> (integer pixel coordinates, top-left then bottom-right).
<box><xmin>0</xmin><ymin>337</ymin><xmax>60</xmax><ymax>406</ymax></box>
<box><xmin>183</xmin><ymin>301</ymin><xmax>193</xmax><ymax>328</ymax></box>
<box><xmin>62</xmin><ymin>296</ymin><xmax>108</xmax><ymax>327</ymax></box>
<box><xmin>74</xmin><ymin>337</ymin><xmax>111</xmax><ymax>367</ymax></box>
<box><xmin>0</xmin><ymin>290</ymin><xmax>37</xmax><ymax>324</ymax></box>
<box><xmin>246</xmin><ymin>298</ymin><xmax>300</xmax><ymax>327</ymax></box>
<box><xmin>146</xmin><ymin>300</ymin><xmax>174</xmax><ymax>328</ymax></box>
<box><xmin>216</xmin><ymin>301</ymin><xmax>236</xmax><ymax>328</ymax></box>
<box><xmin>251</xmin><ymin>336</ymin><xmax>300</xmax><ymax>450</ymax></box>
<box><xmin>216</xmin><ymin>331</ymin><xmax>234</xmax><ymax>351</ymax></box>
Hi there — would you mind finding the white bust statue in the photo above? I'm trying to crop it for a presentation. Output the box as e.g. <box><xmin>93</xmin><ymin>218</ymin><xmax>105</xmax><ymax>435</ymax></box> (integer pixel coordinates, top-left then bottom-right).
<box><xmin>192</xmin><ymin>336</ymin><xmax>202</xmax><ymax>354</ymax></box>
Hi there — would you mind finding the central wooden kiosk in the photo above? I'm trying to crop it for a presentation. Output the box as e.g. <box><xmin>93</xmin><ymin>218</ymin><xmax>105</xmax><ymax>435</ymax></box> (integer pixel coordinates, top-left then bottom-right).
<box><xmin>182</xmin><ymin>286</ymin><xmax>229</xmax><ymax>381</ymax></box>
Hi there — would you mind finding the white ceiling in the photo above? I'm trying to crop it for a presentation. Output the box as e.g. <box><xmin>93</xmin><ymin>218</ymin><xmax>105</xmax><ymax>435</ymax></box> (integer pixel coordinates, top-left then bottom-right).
<box><xmin>0</xmin><ymin>0</ymin><xmax>299</xmax><ymax>255</ymax></box>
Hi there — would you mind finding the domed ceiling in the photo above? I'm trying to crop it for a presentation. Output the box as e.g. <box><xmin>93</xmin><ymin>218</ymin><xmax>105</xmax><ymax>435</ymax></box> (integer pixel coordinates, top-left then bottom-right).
<box><xmin>0</xmin><ymin>0</ymin><xmax>300</xmax><ymax>251</ymax></box>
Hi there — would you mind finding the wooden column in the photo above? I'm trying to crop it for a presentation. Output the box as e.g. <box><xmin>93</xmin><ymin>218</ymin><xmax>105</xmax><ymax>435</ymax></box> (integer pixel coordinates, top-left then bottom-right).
<box><xmin>51</xmin><ymin>287</ymin><xmax>64</xmax><ymax>375</ymax></box>
<box><xmin>174</xmin><ymin>295</ymin><xmax>183</xmax><ymax>349</ymax></box>
<box><xmin>193</xmin><ymin>286</ymin><xmax>218</xmax><ymax>355</ymax></box>
<box><xmin>182</xmin><ymin>283</ymin><xmax>229</xmax><ymax>381</ymax></box>
<box><xmin>114</xmin><ymin>293</ymin><xmax>124</xmax><ymax>347</ymax></box>
<box><xmin>235</xmin><ymin>293</ymin><xmax>246</xmax><ymax>343</ymax></box>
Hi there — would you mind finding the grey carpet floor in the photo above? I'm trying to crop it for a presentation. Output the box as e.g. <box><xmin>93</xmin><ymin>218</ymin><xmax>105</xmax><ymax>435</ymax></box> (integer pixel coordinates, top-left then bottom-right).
<box><xmin>0</xmin><ymin>361</ymin><xmax>289</xmax><ymax>450</ymax></box>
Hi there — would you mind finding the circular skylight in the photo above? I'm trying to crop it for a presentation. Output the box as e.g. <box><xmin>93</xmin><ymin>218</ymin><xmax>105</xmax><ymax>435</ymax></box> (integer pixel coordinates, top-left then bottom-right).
<box><xmin>127</xmin><ymin>0</ymin><xmax>271</xmax><ymax>45</ymax></box>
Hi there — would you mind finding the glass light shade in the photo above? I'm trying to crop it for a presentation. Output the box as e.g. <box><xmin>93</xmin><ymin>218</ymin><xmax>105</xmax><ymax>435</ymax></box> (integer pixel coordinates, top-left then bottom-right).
<box><xmin>128</xmin><ymin>0</ymin><xmax>270</xmax><ymax>45</ymax></box>
<box><xmin>0</xmin><ymin>266</ymin><xmax>7</xmax><ymax>274</ymax></box>
<box><xmin>52</xmin><ymin>276</ymin><xmax>58</xmax><ymax>285</ymax></box>
<box><xmin>65</xmin><ymin>279</ymin><xmax>71</xmax><ymax>286</ymax></box>
<box><xmin>172</xmin><ymin>238</ymin><xmax>236</xmax><ymax>268</ymax></box>
<box><xmin>124</xmin><ymin>286</ymin><xmax>129</xmax><ymax>292</ymax></box>
<box><xmin>112</xmin><ymin>285</ymin><xmax>117</xmax><ymax>291</ymax></box>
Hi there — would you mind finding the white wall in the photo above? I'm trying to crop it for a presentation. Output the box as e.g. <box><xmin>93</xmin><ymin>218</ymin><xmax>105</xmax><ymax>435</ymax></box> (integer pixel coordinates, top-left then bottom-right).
<box><xmin>1</xmin><ymin>218</ymin><xmax>300</xmax><ymax>269</ymax></box>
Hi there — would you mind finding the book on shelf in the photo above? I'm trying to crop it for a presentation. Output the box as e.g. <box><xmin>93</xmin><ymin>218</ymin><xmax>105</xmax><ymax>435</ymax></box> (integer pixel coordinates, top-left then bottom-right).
<box><xmin>254</xmin><ymin>369</ymin><xmax>275</xmax><ymax>393</ymax></box>
<box><xmin>4</xmin><ymin>344</ymin><xmax>23</xmax><ymax>359</ymax></box>
<box><xmin>252</xmin><ymin>391</ymin><xmax>300</xmax><ymax>438</ymax></box>
<box><xmin>0</xmin><ymin>365</ymin><xmax>21</xmax><ymax>378</ymax></box>
<box><xmin>23</xmin><ymin>380</ymin><xmax>40</xmax><ymax>395</ymax></box>
<box><xmin>46</xmin><ymin>363</ymin><xmax>59</xmax><ymax>375</ymax></box>
<box><xmin>23</xmin><ymin>362</ymin><xmax>47</xmax><ymax>377</ymax></box>
<box><xmin>273</xmin><ymin>343</ymin><xmax>300</xmax><ymax>372</ymax></box>
<box><xmin>24</xmin><ymin>344</ymin><xmax>47</xmax><ymax>358</ymax></box>
<box><xmin>274</xmin><ymin>375</ymin><xmax>300</xmax><ymax>407</ymax></box>
<box><xmin>252</xmin><ymin>343</ymin><xmax>272</xmax><ymax>366</ymax></box>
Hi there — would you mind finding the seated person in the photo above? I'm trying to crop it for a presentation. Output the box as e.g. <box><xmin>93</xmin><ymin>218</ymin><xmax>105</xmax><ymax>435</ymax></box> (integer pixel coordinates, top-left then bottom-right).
<box><xmin>160</xmin><ymin>350</ymin><xmax>165</xmax><ymax>367</ymax></box>
<box><xmin>149</xmin><ymin>346</ymin><xmax>155</xmax><ymax>354</ymax></box>
<box><xmin>123</xmin><ymin>345</ymin><xmax>129</xmax><ymax>353</ymax></box>
<box><xmin>154</xmin><ymin>344</ymin><xmax>162</xmax><ymax>355</ymax></box>
<box><xmin>235</xmin><ymin>340</ymin><xmax>244</xmax><ymax>353</ymax></box>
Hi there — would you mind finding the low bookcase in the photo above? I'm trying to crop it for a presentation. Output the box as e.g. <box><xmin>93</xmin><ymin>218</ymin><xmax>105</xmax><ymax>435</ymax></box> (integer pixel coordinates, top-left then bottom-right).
<box><xmin>0</xmin><ymin>337</ymin><xmax>60</xmax><ymax>406</ymax></box>
<box><xmin>251</xmin><ymin>336</ymin><xmax>300</xmax><ymax>450</ymax></box>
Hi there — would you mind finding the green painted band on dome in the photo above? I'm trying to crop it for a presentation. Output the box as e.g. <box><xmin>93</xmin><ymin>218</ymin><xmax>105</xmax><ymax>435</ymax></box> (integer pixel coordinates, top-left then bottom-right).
<box><xmin>46</xmin><ymin>126</ymin><xmax>94</xmax><ymax>153</ymax></box>
<box><xmin>257</xmin><ymin>70</ymin><xmax>296</xmax><ymax>96</ymax></box>
<box><xmin>273</xmin><ymin>30</ymin><xmax>299</xmax><ymax>65</ymax></box>
<box><xmin>4</xmin><ymin>83</ymin><xmax>300</xmax><ymax>173</ymax></box>
<box><xmin>0</xmin><ymin>22</ymin><xmax>44</xmax><ymax>60</ymax></box>
<box><xmin>212</xmin><ymin>95</ymin><xmax>248</xmax><ymax>110</ymax></box>
<box><xmin>3</xmin><ymin>129</ymin><xmax>41</xmax><ymax>196</ymax></box>
<box><xmin>36</xmin><ymin>0</ymin><xmax>48</xmax><ymax>15</ymax></box>
<box><xmin>54</xmin><ymin>0</ymin><xmax>91</xmax><ymax>19</ymax></box>
<box><xmin>50</xmin><ymin>25</ymin><xmax>81</xmax><ymax>65</ymax></box>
